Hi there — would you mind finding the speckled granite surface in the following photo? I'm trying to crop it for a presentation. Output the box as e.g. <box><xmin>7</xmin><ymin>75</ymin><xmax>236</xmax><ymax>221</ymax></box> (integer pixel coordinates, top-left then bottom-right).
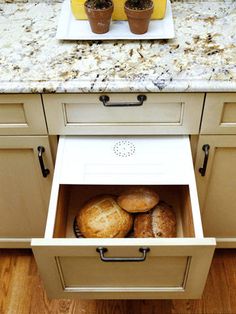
<box><xmin>0</xmin><ymin>0</ymin><xmax>236</xmax><ymax>93</ymax></box>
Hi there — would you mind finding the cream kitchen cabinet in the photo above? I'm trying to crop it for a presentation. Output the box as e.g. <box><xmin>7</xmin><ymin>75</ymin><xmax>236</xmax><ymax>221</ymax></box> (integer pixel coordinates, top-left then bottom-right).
<box><xmin>31</xmin><ymin>92</ymin><xmax>217</xmax><ymax>299</ymax></box>
<box><xmin>195</xmin><ymin>136</ymin><xmax>236</xmax><ymax>248</ymax></box>
<box><xmin>195</xmin><ymin>93</ymin><xmax>236</xmax><ymax>248</ymax></box>
<box><xmin>0</xmin><ymin>95</ymin><xmax>54</xmax><ymax>248</ymax></box>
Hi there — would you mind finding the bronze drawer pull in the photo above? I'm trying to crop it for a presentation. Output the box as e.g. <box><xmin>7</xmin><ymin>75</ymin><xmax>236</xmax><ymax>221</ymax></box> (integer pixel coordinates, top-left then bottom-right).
<box><xmin>99</xmin><ymin>95</ymin><xmax>147</xmax><ymax>107</ymax></box>
<box><xmin>37</xmin><ymin>146</ymin><xmax>50</xmax><ymax>178</ymax></box>
<box><xmin>199</xmin><ymin>144</ymin><xmax>210</xmax><ymax>177</ymax></box>
<box><xmin>96</xmin><ymin>247</ymin><xmax>150</xmax><ymax>262</ymax></box>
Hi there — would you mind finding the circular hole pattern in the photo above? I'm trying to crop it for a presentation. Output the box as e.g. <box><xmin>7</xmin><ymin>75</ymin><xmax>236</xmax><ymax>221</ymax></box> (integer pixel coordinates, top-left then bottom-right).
<box><xmin>113</xmin><ymin>140</ymin><xmax>135</xmax><ymax>158</ymax></box>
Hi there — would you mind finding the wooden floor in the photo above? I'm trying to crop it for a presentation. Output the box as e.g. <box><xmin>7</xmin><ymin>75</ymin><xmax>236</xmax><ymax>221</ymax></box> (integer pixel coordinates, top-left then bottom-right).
<box><xmin>0</xmin><ymin>249</ymin><xmax>236</xmax><ymax>314</ymax></box>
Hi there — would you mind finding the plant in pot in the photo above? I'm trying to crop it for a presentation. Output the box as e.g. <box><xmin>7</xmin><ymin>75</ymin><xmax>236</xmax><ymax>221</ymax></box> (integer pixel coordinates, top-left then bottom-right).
<box><xmin>84</xmin><ymin>0</ymin><xmax>114</xmax><ymax>34</ymax></box>
<box><xmin>124</xmin><ymin>0</ymin><xmax>154</xmax><ymax>34</ymax></box>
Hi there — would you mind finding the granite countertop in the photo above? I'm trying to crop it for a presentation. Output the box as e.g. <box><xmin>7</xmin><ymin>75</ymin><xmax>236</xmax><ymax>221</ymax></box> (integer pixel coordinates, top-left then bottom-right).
<box><xmin>0</xmin><ymin>0</ymin><xmax>236</xmax><ymax>93</ymax></box>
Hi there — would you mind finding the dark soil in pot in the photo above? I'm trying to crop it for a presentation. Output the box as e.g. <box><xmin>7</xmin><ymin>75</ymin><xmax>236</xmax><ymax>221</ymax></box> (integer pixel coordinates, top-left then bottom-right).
<box><xmin>85</xmin><ymin>0</ymin><xmax>114</xmax><ymax>34</ymax></box>
<box><xmin>125</xmin><ymin>0</ymin><xmax>154</xmax><ymax>34</ymax></box>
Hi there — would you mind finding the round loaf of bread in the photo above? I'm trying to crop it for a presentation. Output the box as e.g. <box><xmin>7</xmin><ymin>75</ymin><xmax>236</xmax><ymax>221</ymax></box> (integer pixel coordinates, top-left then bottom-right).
<box><xmin>134</xmin><ymin>201</ymin><xmax>176</xmax><ymax>238</ymax></box>
<box><xmin>76</xmin><ymin>195</ymin><xmax>133</xmax><ymax>238</ymax></box>
<box><xmin>117</xmin><ymin>187</ymin><xmax>159</xmax><ymax>213</ymax></box>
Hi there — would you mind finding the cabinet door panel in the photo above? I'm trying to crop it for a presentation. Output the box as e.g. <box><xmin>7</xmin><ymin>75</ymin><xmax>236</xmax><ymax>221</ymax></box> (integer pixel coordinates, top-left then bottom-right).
<box><xmin>195</xmin><ymin>136</ymin><xmax>236</xmax><ymax>247</ymax></box>
<box><xmin>0</xmin><ymin>137</ymin><xmax>53</xmax><ymax>245</ymax></box>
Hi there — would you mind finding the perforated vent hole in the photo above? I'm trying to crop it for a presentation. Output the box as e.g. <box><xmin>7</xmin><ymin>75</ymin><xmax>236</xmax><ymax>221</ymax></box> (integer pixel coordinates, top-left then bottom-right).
<box><xmin>113</xmin><ymin>140</ymin><xmax>136</xmax><ymax>157</ymax></box>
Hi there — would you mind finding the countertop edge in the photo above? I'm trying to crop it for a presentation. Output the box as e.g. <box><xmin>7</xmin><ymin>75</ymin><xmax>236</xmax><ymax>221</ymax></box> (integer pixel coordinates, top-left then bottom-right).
<box><xmin>1</xmin><ymin>80</ymin><xmax>236</xmax><ymax>93</ymax></box>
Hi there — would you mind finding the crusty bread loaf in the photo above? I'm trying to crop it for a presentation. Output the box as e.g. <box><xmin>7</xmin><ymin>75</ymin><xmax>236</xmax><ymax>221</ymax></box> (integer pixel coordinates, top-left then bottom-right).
<box><xmin>134</xmin><ymin>201</ymin><xmax>176</xmax><ymax>238</ymax></box>
<box><xmin>117</xmin><ymin>187</ymin><xmax>159</xmax><ymax>213</ymax></box>
<box><xmin>76</xmin><ymin>195</ymin><xmax>133</xmax><ymax>238</ymax></box>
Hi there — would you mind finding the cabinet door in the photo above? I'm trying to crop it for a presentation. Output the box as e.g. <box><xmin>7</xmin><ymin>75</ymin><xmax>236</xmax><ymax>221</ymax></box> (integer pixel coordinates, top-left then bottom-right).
<box><xmin>195</xmin><ymin>135</ymin><xmax>236</xmax><ymax>247</ymax></box>
<box><xmin>0</xmin><ymin>136</ymin><xmax>54</xmax><ymax>248</ymax></box>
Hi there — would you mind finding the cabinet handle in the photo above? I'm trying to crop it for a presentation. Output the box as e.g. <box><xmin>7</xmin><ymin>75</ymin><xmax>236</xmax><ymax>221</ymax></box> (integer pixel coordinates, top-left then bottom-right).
<box><xmin>96</xmin><ymin>247</ymin><xmax>150</xmax><ymax>262</ymax></box>
<box><xmin>37</xmin><ymin>146</ymin><xmax>50</xmax><ymax>178</ymax></box>
<box><xmin>199</xmin><ymin>144</ymin><xmax>210</xmax><ymax>177</ymax></box>
<box><xmin>99</xmin><ymin>95</ymin><xmax>147</xmax><ymax>107</ymax></box>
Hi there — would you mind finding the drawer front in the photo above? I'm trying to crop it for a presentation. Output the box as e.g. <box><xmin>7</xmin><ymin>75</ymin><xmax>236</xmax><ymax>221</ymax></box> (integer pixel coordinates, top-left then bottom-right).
<box><xmin>43</xmin><ymin>93</ymin><xmax>204</xmax><ymax>135</ymax></box>
<box><xmin>0</xmin><ymin>95</ymin><xmax>47</xmax><ymax>135</ymax></box>
<box><xmin>32</xmin><ymin>239</ymin><xmax>215</xmax><ymax>299</ymax></box>
<box><xmin>201</xmin><ymin>93</ymin><xmax>236</xmax><ymax>134</ymax></box>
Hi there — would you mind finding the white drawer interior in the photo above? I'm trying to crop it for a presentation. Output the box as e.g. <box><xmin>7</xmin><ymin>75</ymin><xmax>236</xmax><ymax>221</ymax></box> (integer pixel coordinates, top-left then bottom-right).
<box><xmin>45</xmin><ymin>135</ymin><xmax>203</xmax><ymax>239</ymax></box>
<box><xmin>52</xmin><ymin>135</ymin><xmax>197</xmax><ymax>185</ymax></box>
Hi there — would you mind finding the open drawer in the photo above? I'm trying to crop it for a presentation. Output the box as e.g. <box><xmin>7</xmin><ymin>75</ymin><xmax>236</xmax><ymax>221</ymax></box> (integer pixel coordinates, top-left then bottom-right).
<box><xmin>32</xmin><ymin>136</ymin><xmax>215</xmax><ymax>299</ymax></box>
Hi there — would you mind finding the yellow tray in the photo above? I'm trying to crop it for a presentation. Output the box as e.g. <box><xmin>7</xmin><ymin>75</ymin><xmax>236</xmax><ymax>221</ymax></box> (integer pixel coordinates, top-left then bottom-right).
<box><xmin>71</xmin><ymin>0</ymin><xmax>167</xmax><ymax>20</ymax></box>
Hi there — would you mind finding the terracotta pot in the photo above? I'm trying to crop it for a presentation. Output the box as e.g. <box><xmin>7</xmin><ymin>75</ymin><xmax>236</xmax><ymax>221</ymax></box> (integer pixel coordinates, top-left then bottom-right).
<box><xmin>124</xmin><ymin>3</ymin><xmax>154</xmax><ymax>34</ymax></box>
<box><xmin>85</xmin><ymin>4</ymin><xmax>114</xmax><ymax>34</ymax></box>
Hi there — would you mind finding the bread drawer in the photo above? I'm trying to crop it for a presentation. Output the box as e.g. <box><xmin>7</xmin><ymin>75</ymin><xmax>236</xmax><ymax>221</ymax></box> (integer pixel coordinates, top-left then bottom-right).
<box><xmin>201</xmin><ymin>93</ymin><xmax>236</xmax><ymax>134</ymax></box>
<box><xmin>43</xmin><ymin>93</ymin><xmax>204</xmax><ymax>135</ymax></box>
<box><xmin>32</xmin><ymin>136</ymin><xmax>215</xmax><ymax>299</ymax></box>
<box><xmin>0</xmin><ymin>95</ymin><xmax>47</xmax><ymax>135</ymax></box>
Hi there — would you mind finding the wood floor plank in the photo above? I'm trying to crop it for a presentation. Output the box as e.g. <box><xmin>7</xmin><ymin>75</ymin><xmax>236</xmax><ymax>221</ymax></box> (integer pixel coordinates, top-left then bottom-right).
<box><xmin>0</xmin><ymin>249</ymin><xmax>236</xmax><ymax>314</ymax></box>
<box><xmin>0</xmin><ymin>253</ymin><xmax>12</xmax><ymax>314</ymax></box>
